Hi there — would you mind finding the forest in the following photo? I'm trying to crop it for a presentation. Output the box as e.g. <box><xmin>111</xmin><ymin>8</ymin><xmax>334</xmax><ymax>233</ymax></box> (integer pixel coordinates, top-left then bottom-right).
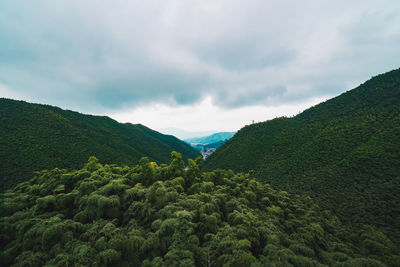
<box><xmin>1</xmin><ymin>153</ymin><xmax>399</xmax><ymax>266</ymax></box>
<box><xmin>205</xmin><ymin>69</ymin><xmax>400</xmax><ymax>247</ymax></box>
<box><xmin>0</xmin><ymin>98</ymin><xmax>199</xmax><ymax>191</ymax></box>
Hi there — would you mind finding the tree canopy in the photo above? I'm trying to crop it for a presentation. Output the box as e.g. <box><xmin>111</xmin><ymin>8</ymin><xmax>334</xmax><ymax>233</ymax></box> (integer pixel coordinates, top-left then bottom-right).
<box><xmin>1</xmin><ymin>153</ymin><xmax>398</xmax><ymax>266</ymax></box>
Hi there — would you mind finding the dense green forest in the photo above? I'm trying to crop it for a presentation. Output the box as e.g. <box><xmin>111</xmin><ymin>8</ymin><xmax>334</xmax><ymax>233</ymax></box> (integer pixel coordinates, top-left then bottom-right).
<box><xmin>205</xmin><ymin>69</ymin><xmax>400</xmax><ymax>246</ymax></box>
<box><xmin>1</xmin><ymin>153</ymin><xmax>399</xmax><ymax>266</ymax></box>
<box><xmin>0</xmin><ymin>99</ymin><xmax>199</xmax><ymax>191</ymax></box>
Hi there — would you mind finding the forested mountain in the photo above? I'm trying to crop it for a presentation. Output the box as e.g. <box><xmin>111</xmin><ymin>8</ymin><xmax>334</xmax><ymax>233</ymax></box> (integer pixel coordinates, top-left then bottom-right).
<box><xmin>0</xmin><ymin>99</ymin><xmax>199</xmax><ymax>191</ymax></box>
<box><xmin>205</xmin><ymin>69</ymin><xmax>400</xmax><ymax>245</ymax></box>
<box><xmin>185</xmin><ymin>132</ymin><xmax>235</xmax><ymax>145</ymax></box>
<box><xmin>1</xmin><ymin>153</ymin><xmax>398</xmax><ymax>266</ymax></box>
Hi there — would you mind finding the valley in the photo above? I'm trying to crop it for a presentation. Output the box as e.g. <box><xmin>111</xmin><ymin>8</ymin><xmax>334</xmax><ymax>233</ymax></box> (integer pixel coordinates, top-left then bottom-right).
<box><xmin>1</xmin><ymin>69</ymin><xmax>399</xmax><ymax>266</ymax></box>
<box><xmin>185</xmin><ymin>132</ymin><xmax>235</xmax><ymax>159</ymax></box>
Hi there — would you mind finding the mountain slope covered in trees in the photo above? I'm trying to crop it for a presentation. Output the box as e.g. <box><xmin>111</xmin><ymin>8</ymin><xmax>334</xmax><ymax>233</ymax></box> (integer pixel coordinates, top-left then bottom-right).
<box><xmin>1</xmin><ymin>153</ymin><xmax>398</xmax><ymax>266</ymax></box>
<box><xmin>0</xmin><ymin>99</ymin><xmax>200</xmax><ymax>191</ymax></box>
<box><xmin>205</xmin><ymin>69</ymin><xmax>400</xmax><ymax>245</ymax></box>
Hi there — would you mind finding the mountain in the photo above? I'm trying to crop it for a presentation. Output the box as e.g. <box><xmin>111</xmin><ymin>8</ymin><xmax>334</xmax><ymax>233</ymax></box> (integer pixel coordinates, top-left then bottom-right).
<box><xmin>186</xmin><ymin>132</ymin><xmax>235</xmax><ymax>159</ymax></box>
<box><xmin>0</xmin><ymin>98</ymin><xmax>200</xmax><ymax>191</ymax></box>
<box><xmin>1</xmin><ymin>154</ymin><xmax>398</xmax><ymax>266</ymax></box>
<box><xmin>191</xmin><ymin>140</ymin><xmax>226</xmax><ymax>159</ymax></box>
<box><xmin>205</xmin><ymin>69</ymin><xmax>400</xmax><ymax>244</ymax></box>
<box><xmin>192</xmin><ymin>140</ymin><xmax>226</xmax><ymax>152</ymax></box>
<box><xmin>185</xmin><ymin>132</ymin><xmax>235</xmax><ymax>144</ymax></box>
<box><xmin>158</xmin><ymin>127</ymin><xmax>216</xmax><ymax>140</ymax></box>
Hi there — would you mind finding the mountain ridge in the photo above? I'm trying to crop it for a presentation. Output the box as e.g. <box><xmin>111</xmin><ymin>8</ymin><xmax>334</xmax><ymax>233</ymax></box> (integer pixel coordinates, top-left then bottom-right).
<box><xmin>205</xmin><ymin>68</ymin><xmax>400</xmax><ymax>245</ymax></box>
<box><xmin>185</xmin><ymin>132</ymin><xmax>235</xmax><ymax>144</ymax></box>
<box><xmin>158</xmin><ymin>127</ymin><xmax>216</xmax><ymax>140</ymax></box>
<box><xmin>0</xmin><ymin>98</ymin><xmax>200</xmax><ymax>191</ymax></box>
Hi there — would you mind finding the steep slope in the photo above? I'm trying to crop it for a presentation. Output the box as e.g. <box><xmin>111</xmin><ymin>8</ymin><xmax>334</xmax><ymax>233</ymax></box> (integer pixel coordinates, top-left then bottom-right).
<box><xmin>1</xmin><ymin>154</ymin><xmax>398</xmax><ymax>266</ymax></box>
<box><xmin>185</xmin><ymin>132</ymin><xmax>235</xmax><ymax>145</ymax></box>
<box><xmin>0</xmin><ymin>99</ymin><xmax>200</xmax><ymax>190</ymax></box>
<box><xmin>205</xmin><ymin>69</ymin><xmax>400</xmax><ymax>243</ymax></box>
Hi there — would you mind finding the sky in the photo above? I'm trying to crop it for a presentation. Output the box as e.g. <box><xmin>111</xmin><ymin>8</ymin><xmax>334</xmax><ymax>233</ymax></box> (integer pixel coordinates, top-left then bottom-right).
<box><xmin>1</xmin><ymin>0</ymin><xmax>399</xmax><ymax>135</ymax></box>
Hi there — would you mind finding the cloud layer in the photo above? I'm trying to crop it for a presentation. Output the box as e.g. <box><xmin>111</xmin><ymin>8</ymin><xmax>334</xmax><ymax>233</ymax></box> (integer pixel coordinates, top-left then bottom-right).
<box><xmin>1</xmin><ymin>0</ymin><xmax>399</xmax><ymax>113</ymax></box>
<box><xmin>109</xmin><ymin>96</ymin><xmax>329</xmax><ymax>133</ymax></box>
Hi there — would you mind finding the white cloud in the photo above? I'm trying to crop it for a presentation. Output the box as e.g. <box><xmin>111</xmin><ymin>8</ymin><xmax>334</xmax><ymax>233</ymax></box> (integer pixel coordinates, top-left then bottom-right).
<box><xmin>0</xmin><ymin>84</ymin><xmax>24</xmax><ymax>100</ymax></box>
<box><xmin>107</xmin><ymin>95</ymin><xmax>329</xmax><ymax>132</ymax></box>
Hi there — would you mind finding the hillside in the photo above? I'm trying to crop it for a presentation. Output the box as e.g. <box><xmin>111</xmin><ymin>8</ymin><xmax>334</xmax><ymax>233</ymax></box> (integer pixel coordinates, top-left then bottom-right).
<box><xmin>1</xmin><ymin>153</ymin><xmax>398</xmax><ymax>266</ymax></box>
<box><xmin>185</xmin><ymin>132</ymin><xmax>235</xmax><ymax>145</ymax></box>
<box><xmin>0</xmin><ymin>99</ymin><xmax>200</xmax><ymax>191</ymax></box>
<box><xmin>205</xmin><ymin>69</ymin><xmax>400</xmax><ymax>244</ymax></box>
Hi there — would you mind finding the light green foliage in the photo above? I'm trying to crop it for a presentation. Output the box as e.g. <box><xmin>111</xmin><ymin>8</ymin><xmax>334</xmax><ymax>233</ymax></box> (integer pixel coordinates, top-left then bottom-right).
<box><xmin>1</xmin><ymin>153</ymin><xmax>398</xmax><ymax>266</ymax></box>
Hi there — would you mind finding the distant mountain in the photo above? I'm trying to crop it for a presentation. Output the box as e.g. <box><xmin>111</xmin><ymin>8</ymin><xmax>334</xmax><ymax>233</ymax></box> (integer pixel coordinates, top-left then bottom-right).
<box><xmin>192</xmin><ymin>140</ymin><xmax>226</xmax><ymax>151</ymax></box>
<box><xmin>158</xmin><ymin>127</ymin><xmax>216</xmax><ymax>140</ymax></box>
<box><xmin>205</xmin><ymin>69</ymin><xmax>400</xmax><ymax>244</ymax></box>
<box><xmin>185</xmin><ymin>132</ymin><xmax>235</xmax><ymax>159</ymax></box>
<box><xmin>185</xmin><ymin>132</ymin><xmax>235</xmax><ymax>144</ymax></box>
<box><xmin>191</xmin><ymin>140</ymin><xmax>226</xmax><ymax>159</ymax></box>
<box><xmin>0</xmin><ymin>98</ymin><xmax>200</xmax><ymax>191</ymax></box>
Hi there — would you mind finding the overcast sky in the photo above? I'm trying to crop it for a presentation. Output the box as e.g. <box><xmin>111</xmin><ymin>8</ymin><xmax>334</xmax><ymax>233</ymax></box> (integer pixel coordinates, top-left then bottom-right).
<box><xmin>1</xmin><ymin>0</ymin><xmax>399</xmax><ymax>134</ymax></box>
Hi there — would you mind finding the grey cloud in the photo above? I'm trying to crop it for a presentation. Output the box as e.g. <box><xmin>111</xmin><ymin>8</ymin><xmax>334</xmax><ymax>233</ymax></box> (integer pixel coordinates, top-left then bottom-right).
<box><xmin>0</xmin><ymin>0</ymin><xmax>399</xmax><ymax>112</ymax></box>
<box><xmin>194</xmin><ymin>41</ymin><xmax>296</xmax><ymax>71</ymax></box>
<box><xmin>94</xmin><ymin>70</ymin><xmax>210</xmax><ymax>108</ymax></box>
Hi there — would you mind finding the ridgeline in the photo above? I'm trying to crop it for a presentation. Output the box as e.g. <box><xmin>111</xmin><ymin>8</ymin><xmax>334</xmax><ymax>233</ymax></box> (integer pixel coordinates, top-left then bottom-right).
<box><xmin>0</xmin><ymin>99</ymin><xmax>200</xmax><ymax>191</ymax></box>
<box><xmin>205</xmin><ymin>69</ymin><xmax>400</xmax><ymax>245</ymax></box>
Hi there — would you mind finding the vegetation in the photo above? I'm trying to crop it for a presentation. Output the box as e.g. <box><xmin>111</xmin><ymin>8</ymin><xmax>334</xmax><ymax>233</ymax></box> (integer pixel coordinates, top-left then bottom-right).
<box><xmin>191</xmin><ymin>140</ymin><xmax>226</xmax><ymax>157</ymax></box>
<box><xmin>186</xmin><ymin>132</ymin><xmax>236</xmax><ymax>159</ymax></box>
<box><xmin>185</xmin><ymin>132</ymin><xmax>235</xmax><ymax>145</ymax></box>
<box><xmin>205</xmin><ymin>68</ymin><xmax>400</xmax><ymax>246</ymax></box>
<box><xmin>0</xmin><ymin>99</ymin><xmax>199</xmax><ymax>191</ymax></box>
<box><xmin>1</xmin><ymin>153</ymin><xmax>399</xmax><ymax>266</ymax></box>
<box><xmin>192</xmin><ymin>140</ymin><xmax>226</xmax><ymax>152</ymax></box>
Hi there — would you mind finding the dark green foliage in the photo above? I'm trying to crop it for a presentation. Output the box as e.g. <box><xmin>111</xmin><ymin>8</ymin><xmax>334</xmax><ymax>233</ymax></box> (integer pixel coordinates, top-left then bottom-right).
<box><xmin>205</xmin><ymin>69</ymin><xmax>400</xmax><ymax>246</ymax></box>
<box><xmin>0</xmin><ymin>98</ymin><xmax>200</xmax><ymax>190</ymax></box>
<box><xmin>1</xmin><ymin>153</ymin><xmax>398</xmax><ymax>266</ymax></box>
